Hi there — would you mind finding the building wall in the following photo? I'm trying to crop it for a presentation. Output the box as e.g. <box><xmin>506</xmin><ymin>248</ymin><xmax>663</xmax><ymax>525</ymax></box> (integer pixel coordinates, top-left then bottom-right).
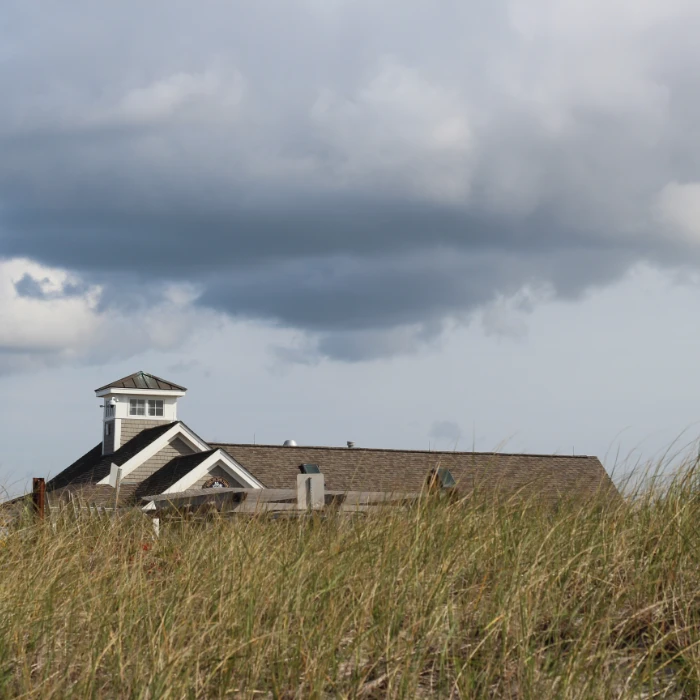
<box><xmin>123</xmin><ymin>437</ymin><xmax>194</xmax><ymax>484</ymax></box>
<box><xmin>190</xmin><ymin>464</ymin><xmax>244</xmax><ymax>490</ymax></box>
<box><xmin>120</xmin><ymin>419</ymin><xmax>171</xmax><ymax>446</ymax></box>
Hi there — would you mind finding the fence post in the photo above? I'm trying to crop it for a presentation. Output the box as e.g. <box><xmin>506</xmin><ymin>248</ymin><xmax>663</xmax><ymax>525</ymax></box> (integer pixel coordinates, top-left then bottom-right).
<box><xmin>32</xmin><ymin>478</ymin><xmax>46</xmax><ymax>520</ymax></box>
<box><xmin>113</xmin><ymin>465</ymin><xmax>122</xmax><ymax>514</ymax></box>
<box><xmin>296</xmin><ymin>474</ymin><xmax>325</xmax><ymax>510</ymax></box>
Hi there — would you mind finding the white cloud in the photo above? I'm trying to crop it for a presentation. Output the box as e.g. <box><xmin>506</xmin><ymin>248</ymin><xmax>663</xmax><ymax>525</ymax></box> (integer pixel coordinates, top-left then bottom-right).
<box><xmin>0</xmin><ymin>258</ymin><xmax>216</xmax><ymax>375</ymax></box>
<box><xmin>0</xmin><ymin>259</ymin><xmax>100</xmax><ymax>352</ymax></box>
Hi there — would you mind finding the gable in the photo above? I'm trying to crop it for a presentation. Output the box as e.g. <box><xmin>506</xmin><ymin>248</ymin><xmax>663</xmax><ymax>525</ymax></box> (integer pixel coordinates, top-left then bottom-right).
<box><xmin>191</xmin><ymin>465</ymin><xmax>244</xmax><ymax>490</ymax></box>
<box><xmin>135</xmin><ymin>449</ymin><xmax>262</xmax><ymax>508</ymax></box>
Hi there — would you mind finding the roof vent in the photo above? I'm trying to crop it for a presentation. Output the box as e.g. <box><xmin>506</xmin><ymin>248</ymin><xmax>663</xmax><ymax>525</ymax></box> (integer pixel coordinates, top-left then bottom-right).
<box><xmin>283</xmin><ymin>439</ymin><xmax>298</xmax><ymax>447</ymax></box>
<box><xmin>347</xmin><ymin>441</ymin><xmax>355</xmax><ymax>449</ymax></box>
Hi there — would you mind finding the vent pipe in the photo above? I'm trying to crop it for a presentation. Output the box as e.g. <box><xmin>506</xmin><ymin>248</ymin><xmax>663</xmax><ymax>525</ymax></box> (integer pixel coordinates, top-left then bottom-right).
<box><xmin>283</xmin><ymin>439</ymin><xmax>297</xmax><ymax>447</ymax></box>
<box><xmin>347</xmin><ymin>441</ymin><xmax>355</xmax><ymax>449</ymax></box>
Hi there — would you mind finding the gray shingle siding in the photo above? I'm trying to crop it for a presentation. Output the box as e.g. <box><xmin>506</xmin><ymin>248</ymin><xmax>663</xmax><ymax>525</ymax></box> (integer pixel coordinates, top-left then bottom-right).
<box><xmin>120</xmin><ymin>419</ymin><xmax>170</xmax><ymax>447</ymax></box>
<box><xmin>122</xmin><ymin>437</ymin><xmax>195</xmax><ymax>484</ymax></box>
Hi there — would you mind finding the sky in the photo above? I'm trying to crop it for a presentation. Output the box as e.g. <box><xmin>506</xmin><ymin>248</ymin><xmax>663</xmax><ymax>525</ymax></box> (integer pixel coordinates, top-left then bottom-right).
<box><xmin>3</xmin><ymin>0</ymin><xmax>700</xmax><ymax>496</ymax></box>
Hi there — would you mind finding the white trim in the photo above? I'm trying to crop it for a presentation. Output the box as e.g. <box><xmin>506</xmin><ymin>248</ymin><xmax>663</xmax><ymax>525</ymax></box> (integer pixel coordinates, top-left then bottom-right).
<box><xmin>163</xmin><ymin>450</ymin><xmax>264</xmax><ymax>493</ymax></box>
<box><xmin>97</xmin><ymin>422</ymin><xmax>212</xmax><ymax>486</ymax></box>
<box><xmin>96</xmin><ymin>388</ymin><xmax>186</xmax><ymax>398</ymax></box>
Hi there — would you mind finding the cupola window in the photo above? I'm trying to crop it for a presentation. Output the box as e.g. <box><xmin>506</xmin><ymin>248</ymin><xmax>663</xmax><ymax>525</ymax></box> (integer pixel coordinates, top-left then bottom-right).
<box><xmin>148</xmin><ymin>399</ymin><xmax>164</xmax><ymax>416</ymax></box>
<box><xmin>129</xmin><ymin>398</ymin><xmax>164</xmax><ymax>416</ymax></box>
<box><xmin>129</xmin><ymin>399</ymin><xmax>146</xmax><ymax>416</ymax></box>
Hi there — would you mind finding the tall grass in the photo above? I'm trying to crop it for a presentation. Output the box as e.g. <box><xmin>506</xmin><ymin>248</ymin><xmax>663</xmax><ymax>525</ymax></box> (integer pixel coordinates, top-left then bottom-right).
<box><xmin>0</xmin><ymin>463</ymin><xmax>699</xmax><ymax>698</ymax></box>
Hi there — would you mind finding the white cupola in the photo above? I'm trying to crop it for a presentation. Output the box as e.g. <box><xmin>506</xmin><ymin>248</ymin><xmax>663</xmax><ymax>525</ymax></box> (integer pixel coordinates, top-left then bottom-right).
<box><xmin>95</xmin><ymin>371</ymin><xmax>187</xmax><ymax>455</ymax></box>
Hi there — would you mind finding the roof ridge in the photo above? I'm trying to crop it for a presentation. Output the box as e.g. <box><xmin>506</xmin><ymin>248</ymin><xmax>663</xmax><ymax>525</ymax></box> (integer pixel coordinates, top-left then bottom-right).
<box><xmin>209</xmin><ymin>442</ymin><xmax>596</xmax><ymax>459</ymax></box>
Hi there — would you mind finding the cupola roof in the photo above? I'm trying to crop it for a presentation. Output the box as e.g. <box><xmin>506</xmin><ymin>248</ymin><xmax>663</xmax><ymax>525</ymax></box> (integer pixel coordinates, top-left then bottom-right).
<box><xmin>95</xmin><ymin>371</ymin><xmax>187</xmax><ymax>393</ymax></box>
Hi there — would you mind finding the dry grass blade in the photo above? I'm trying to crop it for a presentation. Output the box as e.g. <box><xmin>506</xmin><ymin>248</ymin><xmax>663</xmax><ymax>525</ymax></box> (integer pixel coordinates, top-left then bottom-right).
<box><xmin>0</xmin><ymin>457</ymin><xmax>699</xmax><ymax>698</ymax></box>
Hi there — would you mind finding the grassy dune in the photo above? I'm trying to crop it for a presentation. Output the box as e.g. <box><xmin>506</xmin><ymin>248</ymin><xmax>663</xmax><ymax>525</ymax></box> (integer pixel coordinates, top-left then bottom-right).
<box><xmin>0</xmin><ymin>466</ymin><xmax>699</xmax><ymax>698</ymax></box>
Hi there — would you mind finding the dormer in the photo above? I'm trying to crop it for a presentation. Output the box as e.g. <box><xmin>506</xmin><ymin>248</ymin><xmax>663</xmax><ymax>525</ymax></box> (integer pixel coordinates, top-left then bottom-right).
<box><xmin>95</xmin><ymin>371</ymin><xmax>187</xmax><ymax>455</ymax></box>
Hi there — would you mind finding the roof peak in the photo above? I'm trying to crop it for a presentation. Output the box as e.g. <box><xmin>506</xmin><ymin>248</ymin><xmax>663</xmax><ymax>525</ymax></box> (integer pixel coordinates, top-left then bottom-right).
<box><xmin>95</xmin><ymin>371</ymin><xmax>187</xmax><ymax>393</ymax></box>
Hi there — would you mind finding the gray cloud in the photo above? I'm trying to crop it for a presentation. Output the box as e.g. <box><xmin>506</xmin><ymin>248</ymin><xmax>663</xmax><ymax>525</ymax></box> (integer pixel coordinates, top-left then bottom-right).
<box><xmin>2</xmin><ymin>0</ymin><xmax>700</xmax><ymax>361</ymax></box>
<box><xmin>14</xmin><ymin>273</ymin><xmax>88</xmax><ymax>300</ymax></box>
<box><xmin>13</xmin><ymin>274</ymin><xmax>49</xmax><ymax>300</ymax></box>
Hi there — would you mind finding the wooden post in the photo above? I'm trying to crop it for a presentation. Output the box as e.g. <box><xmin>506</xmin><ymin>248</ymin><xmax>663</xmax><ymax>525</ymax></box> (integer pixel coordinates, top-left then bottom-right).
<box><xmin>32</xmin><ymin>478</ymin><xmax>46</xmax><ymax>520</ymax></box>
<box><xmin>296</xmin><ymin>474</ymin><xmax>325</xmax><ymax>510</ymax></box>
<box><xmin>113</xmin><ymin>465</ymin><xmax>122</xmax><ymax>513</ymax></box>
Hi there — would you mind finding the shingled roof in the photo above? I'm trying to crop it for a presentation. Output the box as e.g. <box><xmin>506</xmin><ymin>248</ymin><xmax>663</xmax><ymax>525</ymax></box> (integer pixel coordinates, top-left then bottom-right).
<box><xmin>211</xmin><ymin>443</ymin><xmax>618</xmax><ymax>503</ymax></box>
<box><xmin>46</xmin><ymin>483</ymin><xmax>139</xmax><ymax>509</ymax></box>
<box><xmin>47</xmin><ymin>421</ymin><xmax>178</xmax><ymax>490</ymax></box>
<box><xmin>95</xmin><ymin>371</ymin><xmax>187</xmax><ymax>393</ymax></box>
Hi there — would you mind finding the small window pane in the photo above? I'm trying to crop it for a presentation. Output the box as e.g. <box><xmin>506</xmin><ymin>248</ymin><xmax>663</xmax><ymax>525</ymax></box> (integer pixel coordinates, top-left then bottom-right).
<box><xmin>299</xmin><ymin>463</ymin><xmax>321</xmax><ymax>474</ymax></box>
<box><xmin>437</xmin><ymin>467</ymin><xmax>456</xmax><ymax>488</ymax></box>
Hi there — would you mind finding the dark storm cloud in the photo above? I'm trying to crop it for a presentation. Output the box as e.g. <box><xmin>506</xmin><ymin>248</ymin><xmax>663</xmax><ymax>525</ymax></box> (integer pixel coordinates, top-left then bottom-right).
<box><xmin>2</xmin><ymin>0</ymin><xmax>700</xmax><ymax>360</ymax></box>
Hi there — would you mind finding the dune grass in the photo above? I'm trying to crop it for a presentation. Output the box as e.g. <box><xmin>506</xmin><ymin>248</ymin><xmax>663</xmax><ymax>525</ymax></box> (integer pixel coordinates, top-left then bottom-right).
<box><xmin>0</xmin><ymin>464</ymin><xmax>699</xmax><ymax>699</ymax></box>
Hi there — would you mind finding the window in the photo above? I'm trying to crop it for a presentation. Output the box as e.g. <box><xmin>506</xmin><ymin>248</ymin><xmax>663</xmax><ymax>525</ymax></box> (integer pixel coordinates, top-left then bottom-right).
<box><xmin>104</xmin><ymin>423</ymin><xmax>112</xmax><ymax>436</ymax></box>
<box><xmin>129</xmin><ymin>399</ymin><xmax>164</xmax><ymax>416</ymax></box>
<box><xmin>203</xmin><ymin>476</ymin><xmax>229</xmax><ymax>489</ymax></box>
<box><xmin>129</xmin><ymin>399</ymin><xmax>145</xmax><ymax>416</ymax></box>
<box><xmin>428</xmin><ymin>467</ymin><xmax>456</xmax><ymax>490</ymax></box>
<box><xmin>105</xmin><ymin>404</ymin><xmax>115</xmax><ymax>418</ymax></box>
<box><xmin>299</xmin><ymin>463</ymin><xmax>321</xmax><ymax>474</ymax></box>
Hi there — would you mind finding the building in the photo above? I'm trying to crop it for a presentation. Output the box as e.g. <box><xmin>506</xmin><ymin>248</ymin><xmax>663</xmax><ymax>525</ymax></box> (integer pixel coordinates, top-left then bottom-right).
<box><xmin>30</xmin><ymin>371</ymin><xmax>618</xmax><ymax>511</ymax></box>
